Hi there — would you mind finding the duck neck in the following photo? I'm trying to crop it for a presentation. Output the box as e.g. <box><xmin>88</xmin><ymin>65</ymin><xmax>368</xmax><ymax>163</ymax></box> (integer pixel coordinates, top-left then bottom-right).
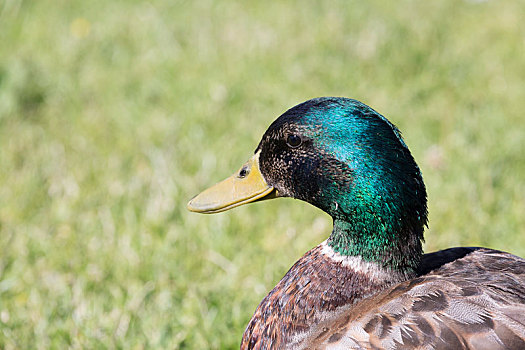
<box><xmin>327</xmin><ymin>218</ymin><xmax>422</xmax><ymax>278</ymax></box>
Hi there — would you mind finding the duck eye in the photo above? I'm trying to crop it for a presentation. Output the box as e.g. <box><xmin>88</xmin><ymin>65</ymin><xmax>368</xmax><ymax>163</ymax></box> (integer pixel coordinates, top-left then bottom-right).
<box><xmin>286</xmin><ymin>134</ymin><xmax>302</xmax><ymax>148</ymax></box>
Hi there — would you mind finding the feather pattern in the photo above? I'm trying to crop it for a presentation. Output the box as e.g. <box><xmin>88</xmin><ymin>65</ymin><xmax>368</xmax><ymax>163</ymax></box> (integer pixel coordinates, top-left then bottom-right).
<box><xmin>241</xmin><ymin>246</ymin><xmax>525</xmax><ymax>349</ymax></box>
<box><xmin>309</xmin><ymin>249</ymin><xmax>525</xmax><ymax>349</ymax></box>
<box><xmin>242</xmin><ymin>242</ymin><xmax>411</xmax><ymax>349</ymax></box>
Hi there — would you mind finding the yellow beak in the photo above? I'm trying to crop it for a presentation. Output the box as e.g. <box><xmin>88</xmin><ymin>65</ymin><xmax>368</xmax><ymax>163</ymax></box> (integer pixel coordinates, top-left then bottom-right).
<box><xmin>187</xmin><ymin>151</ymin><xmax>277</xmax><ymax>214</ymax></box>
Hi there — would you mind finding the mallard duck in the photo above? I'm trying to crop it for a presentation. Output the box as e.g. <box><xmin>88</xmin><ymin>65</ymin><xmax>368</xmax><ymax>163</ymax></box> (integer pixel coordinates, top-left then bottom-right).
<box><xmin>187</xmin><ymin>97</ymin><xmax>525</xmax><ymax>349</ymax></box>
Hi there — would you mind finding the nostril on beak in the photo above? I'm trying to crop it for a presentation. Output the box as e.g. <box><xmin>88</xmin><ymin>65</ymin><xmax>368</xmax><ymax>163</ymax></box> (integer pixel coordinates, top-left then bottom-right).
<box><xmin>238</xmin><ymin>166</ymin><xmax>250</xmax><ymax>178</ymax></box>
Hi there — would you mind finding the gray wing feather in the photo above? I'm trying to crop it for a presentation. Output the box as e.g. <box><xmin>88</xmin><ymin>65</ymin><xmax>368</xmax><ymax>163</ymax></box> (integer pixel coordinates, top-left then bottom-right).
<box><xmin>308</xmin><ymin>249</ymin><xmax>525</xmax><ymax>350</ymax></box>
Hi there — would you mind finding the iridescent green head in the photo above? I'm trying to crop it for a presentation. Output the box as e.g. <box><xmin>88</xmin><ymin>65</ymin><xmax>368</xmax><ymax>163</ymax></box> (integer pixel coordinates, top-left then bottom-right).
<box><xmin>189</xmin><ymin>97</ymin><xmax>428</xmax><ymax>271</ymax></box>
<box><xmin>256</xmin><ymin>97</ymin><xmax>427</xmax><ymax>270</ymax></box>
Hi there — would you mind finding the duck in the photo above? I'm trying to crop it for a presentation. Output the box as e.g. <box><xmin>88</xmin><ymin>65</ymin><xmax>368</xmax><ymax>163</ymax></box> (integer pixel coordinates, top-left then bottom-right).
<box><xmin>187</xmin><ymin>97</ymin><xmax>525</xmax><ymax>349</ymax></box>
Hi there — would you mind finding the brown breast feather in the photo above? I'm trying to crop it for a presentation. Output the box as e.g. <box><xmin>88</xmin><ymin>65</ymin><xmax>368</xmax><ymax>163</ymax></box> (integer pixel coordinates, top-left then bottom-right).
<box><xmin>241</xmin><ymin>244</ymin><xmax>396</xmax><ymax>349</ymax></box>
<box><xmin>240</xmin><ymin>248</ymin><xmax>525</xmax><ymax>349</ymax></box>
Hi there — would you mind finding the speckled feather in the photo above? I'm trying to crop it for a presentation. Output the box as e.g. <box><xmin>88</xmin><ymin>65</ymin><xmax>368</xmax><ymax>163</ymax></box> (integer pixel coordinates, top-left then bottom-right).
<box><xmin>310</xmin><ymin>248</ymin><xmax>525</xmax><ymax>349</ymax></box>
<box><xmin>241</xmin><ymin>242</ymin><xmax>411</xmax><ymax>349</ymax></box>
<box><xmin>241</xmin><ymin>244</ymin><xmax>525</xmax><ymax>349</ymax></box>
<box><xmin>242</xmin><ymin>243</ymin><xmax>390</xmax><ymax>349</ymax></box>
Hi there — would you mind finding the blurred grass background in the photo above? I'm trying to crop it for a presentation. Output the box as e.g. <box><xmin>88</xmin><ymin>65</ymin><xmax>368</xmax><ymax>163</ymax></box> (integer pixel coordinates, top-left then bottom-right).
<box><xmin>0</xmin><ymin>0</ymin><xmax>524</xmax><ymax>348</ymax></box>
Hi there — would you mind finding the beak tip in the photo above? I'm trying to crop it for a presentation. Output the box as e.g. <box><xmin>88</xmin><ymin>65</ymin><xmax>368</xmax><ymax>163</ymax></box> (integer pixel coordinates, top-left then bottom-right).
<box><xmin>187</xmin><ymin>195</ymin><xmax>213</xmax><ymax>213</ymax></box>
<box><xmin>187</xmin><ymin>196</ymin><xmax>198</xmax><ymax>212</ymax></box>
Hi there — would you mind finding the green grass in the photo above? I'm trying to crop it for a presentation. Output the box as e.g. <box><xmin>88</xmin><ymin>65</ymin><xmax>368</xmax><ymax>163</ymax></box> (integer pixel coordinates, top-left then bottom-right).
<box><xmin>0</xmin><ymin>0</ymin><xmax>524</xmax><ymax>348</ymax></box>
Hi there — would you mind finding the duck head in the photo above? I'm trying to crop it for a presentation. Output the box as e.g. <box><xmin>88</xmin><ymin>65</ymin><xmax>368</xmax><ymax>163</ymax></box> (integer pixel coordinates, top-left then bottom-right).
<box><xmin>188</xmin><ymin>97</ymin><xmax>428</xmax><ymax>271</ymax></box>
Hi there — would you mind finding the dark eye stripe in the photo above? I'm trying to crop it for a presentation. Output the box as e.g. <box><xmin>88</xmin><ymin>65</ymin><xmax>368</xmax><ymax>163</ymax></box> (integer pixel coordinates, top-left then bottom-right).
<box><xmin>286</xmin><ymin>134</ymin><xmax>302</xmax><ymax>148</ymax></box>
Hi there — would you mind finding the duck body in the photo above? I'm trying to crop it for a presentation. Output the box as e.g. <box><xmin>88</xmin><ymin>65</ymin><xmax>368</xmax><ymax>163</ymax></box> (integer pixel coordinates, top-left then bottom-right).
<box><xmin>188</xmin><ymin>97</ymin><xmax>525</xmax><ymax>349</ymax></box>
<box><xmin>243</xmin><ymin>244</ymin><xmax>525</xmax><ymax>349</ymax></box>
